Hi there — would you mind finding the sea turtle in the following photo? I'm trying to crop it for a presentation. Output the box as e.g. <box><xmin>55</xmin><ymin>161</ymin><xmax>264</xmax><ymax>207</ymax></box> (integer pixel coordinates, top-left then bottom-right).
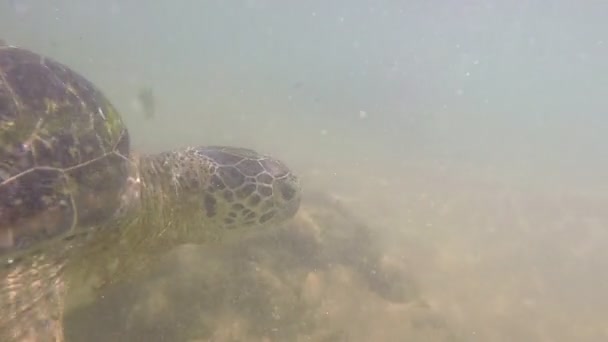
<box><xmin>0</xmin><ymin>44</ymin><xmax>301</xmax><ymax>341</ymax></box>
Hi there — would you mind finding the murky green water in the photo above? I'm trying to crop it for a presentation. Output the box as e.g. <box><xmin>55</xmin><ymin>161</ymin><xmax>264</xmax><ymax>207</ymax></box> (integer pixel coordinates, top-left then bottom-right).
<box><xmin>2</xmin><ymin>1</ymin><xmax>608</xmax><ymax>341</ymax></box>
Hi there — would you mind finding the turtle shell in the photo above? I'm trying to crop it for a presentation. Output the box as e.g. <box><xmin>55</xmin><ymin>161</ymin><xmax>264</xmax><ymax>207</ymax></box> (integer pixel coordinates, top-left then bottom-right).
<box><xmin>0</xmin><ymin>46</ymin><xmax>130</xmax><ymax>256</ymax></box>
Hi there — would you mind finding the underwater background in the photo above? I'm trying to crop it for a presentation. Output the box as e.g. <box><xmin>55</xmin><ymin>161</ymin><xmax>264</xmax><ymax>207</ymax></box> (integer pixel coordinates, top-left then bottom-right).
<box><xmin>2</xmin><ymin>1</ymin><xmax>608</xmax><ymax>341</ymax></box>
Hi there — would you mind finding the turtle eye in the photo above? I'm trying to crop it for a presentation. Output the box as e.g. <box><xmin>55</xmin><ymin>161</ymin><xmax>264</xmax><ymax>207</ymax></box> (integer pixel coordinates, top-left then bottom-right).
<box><xmin>279</xmin><ymin>181</ymin><xmax>297</xmax><ymax>201</ymax></box>
<box><xmin>274</xmin><ymin>175</ymin><xmax>301</xmax><ymax>218</ymax></box>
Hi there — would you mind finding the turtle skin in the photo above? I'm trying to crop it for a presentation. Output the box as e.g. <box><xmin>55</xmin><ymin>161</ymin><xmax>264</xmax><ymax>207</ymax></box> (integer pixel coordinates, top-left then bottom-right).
<box><xmin>0</xmin><ymin>45</ymin><xmax>301</xmax><ymax>341</ymax></box>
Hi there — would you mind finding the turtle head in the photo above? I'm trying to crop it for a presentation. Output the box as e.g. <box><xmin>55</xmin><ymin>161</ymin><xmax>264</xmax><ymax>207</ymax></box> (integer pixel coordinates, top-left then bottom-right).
<box><xmin>141</xmin><ymin>146</ymin><xmax>301</xmax><ymax>232</ymax></box>
<box><xmin>193</xmin><ymin>146</ymin><xmax>301</xmax><ymax>229</ymax></box>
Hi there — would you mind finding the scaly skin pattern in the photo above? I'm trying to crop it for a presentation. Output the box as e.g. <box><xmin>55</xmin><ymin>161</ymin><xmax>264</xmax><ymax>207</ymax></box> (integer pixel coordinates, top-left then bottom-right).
<box><xmin>72</xmin><ymin>146</ymin><xmax>301</xmax><ymax>294</ymax></box>
<box><xmin>1</xmin><ymin>146</ymin><xmax>301</xmax><ymax>342</ymax></box>
<box><xmin>0</xmin><ymin>44</ymin><xmax>301</xmax><ymax>341</ymax></box>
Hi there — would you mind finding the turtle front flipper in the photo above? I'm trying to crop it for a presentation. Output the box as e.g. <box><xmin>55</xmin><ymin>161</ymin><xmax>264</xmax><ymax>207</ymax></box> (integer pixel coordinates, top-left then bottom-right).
<box><xmin>0</xmin><ymin>256</ymin><xmax>67</xmax><ymax>342</ymax></box>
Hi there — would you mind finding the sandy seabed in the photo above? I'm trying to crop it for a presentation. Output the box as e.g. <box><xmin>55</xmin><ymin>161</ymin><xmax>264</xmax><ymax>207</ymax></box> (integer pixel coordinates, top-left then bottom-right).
<box><xmin>65</xmin><ymin>158</ymin><xmax>608</xmax><ymax>342</ymax></box>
